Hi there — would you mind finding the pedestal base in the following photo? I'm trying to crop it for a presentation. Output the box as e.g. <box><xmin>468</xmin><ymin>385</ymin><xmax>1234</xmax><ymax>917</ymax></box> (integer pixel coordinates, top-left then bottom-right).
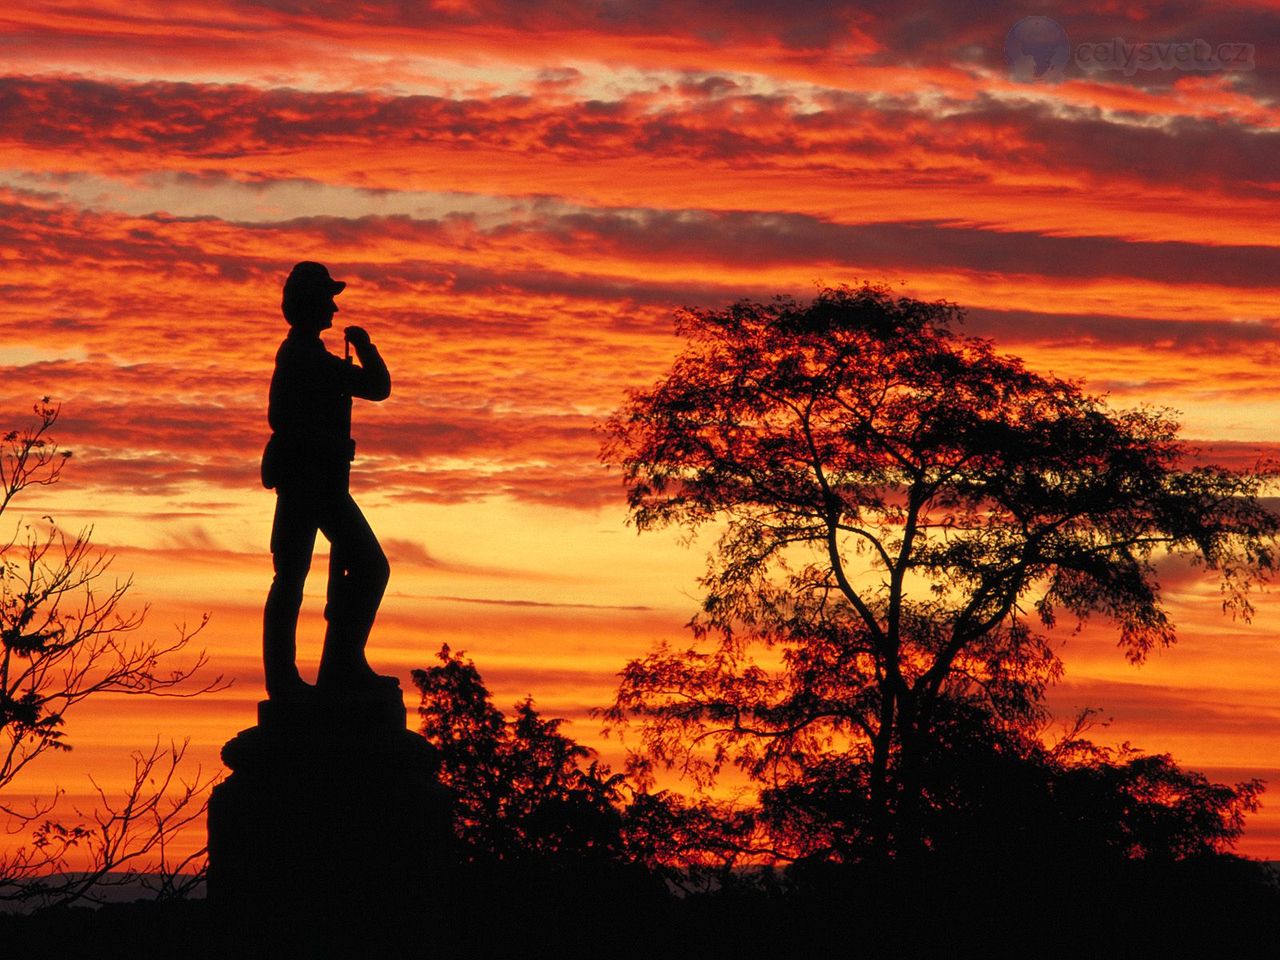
<box><xmin>207</xmin><ymin>684</ymin><xmax>453</xmax><ymax>955</ymax></box>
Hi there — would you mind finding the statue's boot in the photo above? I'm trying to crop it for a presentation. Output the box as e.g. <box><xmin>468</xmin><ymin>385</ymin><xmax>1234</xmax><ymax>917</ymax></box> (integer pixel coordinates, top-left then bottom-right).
<box><xmin>267</xmin><ymin>672</ymin><xmax>317</xmax><ymax>701</ymax></box>
<box><xmin>317</xmin><ymin>617</ymin><xmax>398</xmax><ymax>692</ymax></box>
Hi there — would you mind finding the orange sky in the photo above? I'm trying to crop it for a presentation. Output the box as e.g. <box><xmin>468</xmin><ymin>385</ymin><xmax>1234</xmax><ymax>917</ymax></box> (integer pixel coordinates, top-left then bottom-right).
<box><xmin>3</xmin><ymin>0</ymin><xmax>1280</xmax><ymax>863</ymax></box>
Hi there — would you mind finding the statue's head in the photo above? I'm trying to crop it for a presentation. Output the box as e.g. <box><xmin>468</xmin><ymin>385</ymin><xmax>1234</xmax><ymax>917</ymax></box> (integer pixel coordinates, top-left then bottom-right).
<box><xmin>282</xmin><ymin>261</ymin><xmax>346</xmax><ymax>330</ymax></box>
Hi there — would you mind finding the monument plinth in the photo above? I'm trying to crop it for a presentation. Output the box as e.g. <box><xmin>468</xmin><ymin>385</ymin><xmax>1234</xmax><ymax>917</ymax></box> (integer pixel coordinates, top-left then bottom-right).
<box><xmin>207</xmin><ymin>683</ymin><xmax>452</xmax><ymax>954</ymax></box>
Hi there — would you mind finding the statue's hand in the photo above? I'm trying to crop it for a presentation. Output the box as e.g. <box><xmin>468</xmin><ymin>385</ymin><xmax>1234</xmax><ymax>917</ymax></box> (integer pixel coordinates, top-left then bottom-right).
<box><xmin>344</xmin><ymin>326</ymin><xmax>372</xmax><ymax>349</ymax></box>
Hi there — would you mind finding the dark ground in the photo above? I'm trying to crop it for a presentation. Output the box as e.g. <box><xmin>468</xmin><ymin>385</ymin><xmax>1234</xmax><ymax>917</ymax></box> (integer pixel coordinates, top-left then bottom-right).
<box><xmin>3</xmin><ymin>857</ymin><xmax>1279</xmax><ymax>960</ymax></box>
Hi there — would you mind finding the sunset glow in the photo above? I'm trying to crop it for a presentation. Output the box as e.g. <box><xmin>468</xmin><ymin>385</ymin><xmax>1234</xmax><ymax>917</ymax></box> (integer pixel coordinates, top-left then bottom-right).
<box><xmin>3</xmin><ymin>1</ymin><xmax>1280</xmax><ymax>863</ymax></box>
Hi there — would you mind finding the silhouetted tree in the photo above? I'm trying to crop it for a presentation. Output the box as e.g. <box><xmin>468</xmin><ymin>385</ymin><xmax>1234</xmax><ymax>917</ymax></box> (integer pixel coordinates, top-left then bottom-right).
<box><xmin>413</xmin><ymin>644</ymin><xmax>763</xmax><ymax>889</ymax></box>
<box><xmin>413</xmin><ymin>644</ymin><xmax>629</xmax><ymax>865</ymax></box>
<box><xmin>618</xmin><ymin>788</ymin><xmax>769</xmax><ymax>893</ymax></box>
<box><xmin>0</xmin><ymin>400</ymin><xmax>222</xmax><ymax>905</ymax></box>
<box><xmin>602</xmin><ymin>285</ymin><xmax>1280</xmax><ymax>859</ymax></box>
<box><xmin>411</xmin><ymin>645</ymin><xmax>682</xmax><ymax>957</ymax></box>
<box><xmin>762</xmin><ymin>702</ymin><xmax>1263</xmax><ymax>873</ymax></box>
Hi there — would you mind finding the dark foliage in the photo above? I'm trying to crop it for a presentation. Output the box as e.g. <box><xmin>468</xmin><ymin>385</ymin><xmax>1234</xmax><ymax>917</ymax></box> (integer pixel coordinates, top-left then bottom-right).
<box><xmin>602</xmin><ymin>284</ymin><xmax>1280</xmax><ymax>859</ymax></box>
<box><xmin>410</xmin><ymin>645</ymin><xmax>673</xmax><ymax>952</ymax></box>
<box><xmin>403</xmin><ymin>644</ymin><xmax>1278</xmax><ymax>959</ymax></box>
<box><xmin>413</xmin><ymin>644</ymin><xmax>632</xmax><ymax>865</ymax></box>
<box><xmin>411</xmin><ymin>644</ymin><xmax>767</xmax><ymax>891</ymax></box>
<box><xmin>766</xmin><ymin>702</ymin><xmax>1263</xmax><ymax>871</ymax></box>
<box><xmin>7</xmin><ymin>648</ymin><xmax>1280</xmax><ymax>958</ymax></box>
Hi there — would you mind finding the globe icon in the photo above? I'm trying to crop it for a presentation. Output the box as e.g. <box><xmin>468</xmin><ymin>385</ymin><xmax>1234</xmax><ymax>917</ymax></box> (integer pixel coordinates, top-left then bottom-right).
<box><xmin>1004</xmin><ymin>16</ymin><xmax>1071</xmax><ymax>82</ymax></box>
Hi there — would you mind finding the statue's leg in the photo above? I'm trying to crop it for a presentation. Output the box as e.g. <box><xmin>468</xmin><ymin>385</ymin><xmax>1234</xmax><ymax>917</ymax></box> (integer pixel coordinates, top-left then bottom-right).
<box><xmin>263</xmin><ymin>491</ymin><xmax>318</xmax><ymax>698</ymax></box>
<box><xmin>316</xmin><ymin>493</ymin><xmax>390</xmax><ymax>688</ymax></box>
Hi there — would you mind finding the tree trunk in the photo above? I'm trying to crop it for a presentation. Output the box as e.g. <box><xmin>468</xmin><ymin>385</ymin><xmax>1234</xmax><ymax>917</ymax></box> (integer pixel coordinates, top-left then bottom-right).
<box><xmin>893</xmin><ymin>697</ymin><xmax>927</xmax><ymax>863</ymax></box>
<box><xmin>866</xmin><ymin>688</ymin><xmax>896</xmax><ymax>860</ymax></box>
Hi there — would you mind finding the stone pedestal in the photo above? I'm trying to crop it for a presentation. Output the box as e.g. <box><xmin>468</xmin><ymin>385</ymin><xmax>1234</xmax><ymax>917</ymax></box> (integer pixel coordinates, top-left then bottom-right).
<box><xmin>207</xmin><ymin>685</ymin><xmax>453</xmax><ymax>955</ymax></box>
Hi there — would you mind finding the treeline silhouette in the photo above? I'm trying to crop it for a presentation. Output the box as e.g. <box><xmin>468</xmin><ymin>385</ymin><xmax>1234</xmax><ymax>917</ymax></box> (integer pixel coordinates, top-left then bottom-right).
<box><xmin>3</xmin><ymin>647</ymin><xmax>1278</xmax><ymax>958</ymax></box>
<box><xmin>413</xmin><ymin>649</ymin><xmax>1280</xmax><ymax>959</ymax></box>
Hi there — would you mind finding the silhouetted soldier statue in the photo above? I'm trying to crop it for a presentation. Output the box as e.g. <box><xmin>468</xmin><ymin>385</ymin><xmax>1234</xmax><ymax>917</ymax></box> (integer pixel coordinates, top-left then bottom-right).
<box><xmin>211</xmin><ymin>279</ymin><xmax>441</xmax><ymax>952</ymax></box>
<box><xmin>260</xmin><ymin>261</ymin><xmax>395</xmax><ymax>699</ymax></box>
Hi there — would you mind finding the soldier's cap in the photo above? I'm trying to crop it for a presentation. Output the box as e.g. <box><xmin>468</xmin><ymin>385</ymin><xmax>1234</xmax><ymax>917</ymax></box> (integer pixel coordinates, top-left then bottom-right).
<box><xmin>283</xmin><ymin>261</ymin><xmax>346</xmax><ymax>298</ymax></box>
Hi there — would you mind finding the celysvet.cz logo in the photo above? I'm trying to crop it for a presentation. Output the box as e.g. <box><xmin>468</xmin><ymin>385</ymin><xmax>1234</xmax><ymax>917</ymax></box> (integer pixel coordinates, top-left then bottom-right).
<box><xmin>1004</xmin><ymin>16</ymin><xmax>1072</xmax><ymax>82</ymax></box>
<box><xmin>1005</xmin><ymin>16</ymin><xmax>1256</xmax><ymax>82</ymax></box>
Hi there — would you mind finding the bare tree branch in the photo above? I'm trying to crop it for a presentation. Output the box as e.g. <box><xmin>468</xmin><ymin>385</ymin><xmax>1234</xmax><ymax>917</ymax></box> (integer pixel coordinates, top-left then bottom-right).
<box><xmin>0</xmin><ymin>401</ymin><xmax>226</xmax><ymax>906</ymax></box>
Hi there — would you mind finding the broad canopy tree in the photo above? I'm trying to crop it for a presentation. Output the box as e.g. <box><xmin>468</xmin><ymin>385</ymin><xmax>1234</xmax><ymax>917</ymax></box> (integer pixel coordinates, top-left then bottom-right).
<box><xmin>602</xmin><ymin>285</ymin><xmax>1279</xmax><ymax>859</ymax></box>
